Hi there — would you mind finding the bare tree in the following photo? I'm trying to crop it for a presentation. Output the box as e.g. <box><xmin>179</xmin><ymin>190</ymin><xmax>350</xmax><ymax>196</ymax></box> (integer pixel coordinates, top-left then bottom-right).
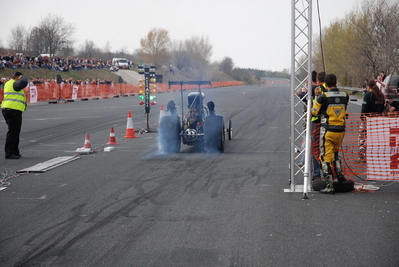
<box><xmin>140</xmin><ymin>28</ymin><xmax>171</xmax><ymax>67</ymax></box>
<box><xmin>115</xmin><ymin>46</ymin><xmax>129</xmax><ymax>58</ymax></box>
<box><xmin>102</xmin><ymin>41</ymin><xmax>113</xmax><ymax>60</ymax></box>
<box><xmin>185</xmin><ymin>36</ymin><xmax>213</xmax><ymax>79</ymax></box>
<box><xmin>313</xmin><ymin>0</ymin><xmax>399</xmax><ymax>85</ymax></box>
<box><xmin>26</xmin><ymin>26</ymin><xmax>47</xmax><ymax>55</ymax></box>
<box><xmin>232</xmin><ymin>68</ymin><xmax>257</xmax><ymax>84</ymax></box>
<box><xmin>219</xmin><ymin>57</ymin><xmax>234</xmax><ymax>76</ymax></box>
<box><xmin>57</xmin><ymin>44</ymin><xmax>74</xmax><ymax>57</ymax></box>
<box><xmin>103</xmin><ymin>41</ymin><xmax>112</xmax><ymax>53</ymax></box>
<box><xmin>77</xmin><ymin>40</ymin><xmax>99</xmax><ymax>58</ymax></box>
<box><xmin>7</xmin><ymin>24</ymin><xmax>28</xmax><ymax>52</ymax></box>
<box><xmin>36</xmin><ymin>14</ymin><xmax>75</xmax><ymax>57</ymax></box>
<box><xmin>185</xmin><ymin>36</ymin><xmax>213</xmax><ymax>65</ymax></box>
<box><xmin>170</xmin><ymin>40</ymin><xmax>191</xmax><ymax>70</ymax></box>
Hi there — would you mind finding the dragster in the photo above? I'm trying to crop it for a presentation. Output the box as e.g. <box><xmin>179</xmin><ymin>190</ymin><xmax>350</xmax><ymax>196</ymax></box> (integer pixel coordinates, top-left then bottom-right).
<box><xmin>159</xmin><ymin>81</ymin><xmax>232</xmax><ymax>153</ymax></box>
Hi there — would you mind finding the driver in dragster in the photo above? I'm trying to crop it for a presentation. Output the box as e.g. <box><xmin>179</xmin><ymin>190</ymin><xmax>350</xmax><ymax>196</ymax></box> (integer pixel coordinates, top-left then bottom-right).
<box><xmin>207</xmin><ymin>101</ymin><xmax>215</xmax><ymax>115</ymax></box>
<box><xmin>166</xmin><ymin>100</ymin><xmax>178</xmax><ymax>117</ymax></box>
<box><xmin>166</xmin><ymin>98</ymin><xmax>216</xmax><ymax>144</ymax></box>
<box><xmin>166</xmin><ymin>99</ymin><xmax>216</xmax><ymax>121</ymax></box>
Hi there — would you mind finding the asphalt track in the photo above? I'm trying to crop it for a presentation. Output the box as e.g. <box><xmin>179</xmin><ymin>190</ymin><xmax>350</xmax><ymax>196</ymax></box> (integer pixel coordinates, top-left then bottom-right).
<box><xmin>117</xmin><ymin>70</ymin><xmax>143</xmax><ymax>84</ymax></box>
<box><xmin>0</xmin><ymin>84</ymin><xmax>398</xmax><ymax>266</ymax></box>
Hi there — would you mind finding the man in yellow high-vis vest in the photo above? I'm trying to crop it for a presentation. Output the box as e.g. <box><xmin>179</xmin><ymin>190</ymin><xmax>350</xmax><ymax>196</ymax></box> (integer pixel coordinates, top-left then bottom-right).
<box><xmin>2</xmin><ymin>71</ymin><xmax>28</xmax><ymax>159</ymax></box>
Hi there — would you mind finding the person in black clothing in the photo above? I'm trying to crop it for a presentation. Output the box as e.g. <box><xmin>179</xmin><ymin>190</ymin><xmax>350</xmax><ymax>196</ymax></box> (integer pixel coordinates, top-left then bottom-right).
<box><xmin>380</xmin><ymin>71</ymin><xmax>387</xmax><ymax>82</ymax></box>
<box><xmin>385</xmin><ymin>96</ymin><xmax>399</xmax><ymax>113</ymax></box>
<box><xmin>358</xmin><ymin>80</ymin><xmax>384</xmax><ymax>162</ymax></box>
<box><xmin>297</xmin><ymin>71</ymin><xmax>322</xmax><ymax>178</ymax></box>
<box><xmin>2</xmin><ymin>72</ymin><xmax>28</xmax><ymax>159</ymax></box>
<box><xmin>207</xmin><ymin>101</ymin><xmax>215</xmax><ymax>115</ymax></box>
<box><xmin>361</xmin><ymin>79</ymin><xmax>368</xmax><ymax>97</ymax></box>
<box><xmin>361</xmin><ymin>80</ymin><xmax>384</xmax><ymax>114</ymax></box>
<box><xmin>297</xmin><ymin>71</ymin><xmax>319</xmax><ymax>101</ymax></box>
<box><xmin>316</xmin><ymin>72</ymin><xmax>327</xmax><ymax>93</ymax></box>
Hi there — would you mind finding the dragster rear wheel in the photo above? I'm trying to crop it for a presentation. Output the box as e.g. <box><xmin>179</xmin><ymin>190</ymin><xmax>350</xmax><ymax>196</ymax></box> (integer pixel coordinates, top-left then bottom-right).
<box><xmin>227</xmin><ymin>119</ymin><xmax>233</xmax><ymax>140</ymax></box>
<box><xmin>159</xmin><ymin>116</ymin><xmax>181</xmax><ymax>153</ymax></box>
<box><xmin>204</xmin><ymin>115</ymin><xmax>225</xmax><ymax>153</ymax></box>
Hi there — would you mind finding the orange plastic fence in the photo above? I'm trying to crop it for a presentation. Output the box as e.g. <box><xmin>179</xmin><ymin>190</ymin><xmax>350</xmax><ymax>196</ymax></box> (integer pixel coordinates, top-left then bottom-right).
<box><xmin>262</xmin><ymin>80</ymin><xmax>290</xmax><ymax>87</ymax></box>
<box><xmin>5</xmin><ymin>81</ymin><xmax>397</xmax><ymax>182</ymax></box>
<box><xmin>0</xmin><ymin>81</ymin><xmax>244</xmax><ymax>103</ymax></box>
<box><xmin>312</xmin><ymin>112</ymin><xmax>399</xmax><ymax>181</ymax></box>
<box><xmin>263</xmin><ymin>80</ymin><xmax>290</xmax><ymax>84</ymax></box>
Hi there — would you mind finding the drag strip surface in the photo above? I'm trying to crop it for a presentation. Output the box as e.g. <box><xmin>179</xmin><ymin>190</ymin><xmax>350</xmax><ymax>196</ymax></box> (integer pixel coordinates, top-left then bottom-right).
<box><xmin>1</xmin><ymin>85</ymin><xmax>398</xmax><ymax>266</ymax></box>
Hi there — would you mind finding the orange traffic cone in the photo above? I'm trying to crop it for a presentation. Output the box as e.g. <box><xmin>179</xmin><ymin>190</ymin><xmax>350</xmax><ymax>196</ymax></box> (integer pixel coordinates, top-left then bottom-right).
<box><xmin>76</xmin><ymin>133</ymin><xmax>93</xmax><ymax>153</ymax></box>
<box><xmin>159</xmin><ymin>104</ymin><xmax>164</xmax><ymax>126</ymax></box>
<box><xmin>107</xmin><ymin>127</ymin><xmax>118</xmax><ymax>145</ymax></box>
<box><xmin>124</xmin><ymin>110</ymin><xmax>137</xmax><ymax>138</ymax></box>
<box><xmin>84</xmin><ymin>133</ymin><xmax>91</xmax><ymax>148</ymax></box>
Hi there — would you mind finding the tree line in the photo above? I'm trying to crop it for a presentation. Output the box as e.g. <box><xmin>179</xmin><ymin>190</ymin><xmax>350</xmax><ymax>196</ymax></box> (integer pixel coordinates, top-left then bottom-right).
<box><xmin>2</xmin><ymin>14</ymin><xmax>286</xmax><ymax>83</ymax></box>
<box><xmin>313</xmin><ymin>0</ymin><xmax>399</xmax><ymax>86</ymax></box>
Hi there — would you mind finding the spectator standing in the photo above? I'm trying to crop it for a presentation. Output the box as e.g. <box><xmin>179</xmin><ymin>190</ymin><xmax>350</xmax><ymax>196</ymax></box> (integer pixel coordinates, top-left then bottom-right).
<box><xmin>299</xmin><ymin>71</ymin><xmax>322</xmax><ymax>177</ymax></box>
<box><xmin>310</xmin><ymin>71</ymin><xmax>323</xmax><ymax>179</ymax></box>
<box><xmin>311</xmin><ymin>74</ymin><xmax>349</xmax><ymax>194</ymax></box>
<box><xmin>361</xmin><ymin>79</ymin><xmax>368</xmax><ymax>97</ymax></box>
<box><xmin>1</xmin><ymin>72</ymin><xmax>28</xmax><ymax>159</ymax></box>
<box><xmin>380</xmin><ymin>71</ymin><xmax>387</xmax><ymax>81</ymax></box>
<box><xmin>375</xmin><ymin>75</ymin><xmax>386</xmax><ymax>96</ymax></box>
<box><xmin>361</xmin><ymin>80</ymin><xmax>384</xmax><ymax>114</ymax></box>
<box><xmin>358</xmin><ymin>80</ymin><xmax>384</xmax><ymax>162</ymax></box>
<box><xmin>316</xmin><ymin>72</ymin><xmax>327</xmax><ymax>93</ymax></box>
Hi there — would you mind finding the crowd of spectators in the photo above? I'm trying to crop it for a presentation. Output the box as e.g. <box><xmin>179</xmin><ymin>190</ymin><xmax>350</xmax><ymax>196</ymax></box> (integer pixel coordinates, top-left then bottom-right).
<box><xmin>0</xmin><ymin>53</ymin><xmax>133</xmax><ymax>71</ymax></box>
<box><xmin>56</xmin><ymin>78</ymin><xmax>114</xmax><ymax>86</ymax></box>
<box><xmin>1</xmin><ymin>76</ymin><xmax>114</xmax><ymax>89</ymax></box>
<box><xmin>0</xmin><ymin>53</ymin><xmax>128</xmax><ymax>88</ymax></box>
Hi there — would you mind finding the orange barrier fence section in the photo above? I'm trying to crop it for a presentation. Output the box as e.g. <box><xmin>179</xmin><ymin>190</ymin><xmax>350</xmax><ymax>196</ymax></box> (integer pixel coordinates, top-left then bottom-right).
<box><xmin>263</xmin><ymin>80</ymin><xmax>290</xmax><ymax>84</ymax></box>
<box><xmin>262</xmin><ymin>80</ymin><xmax>290</xmax><ymax>87</ymax></box>
<box><xmin>313</xmin><ymin>112</ymin><xmax>399</xmax><ymax>181</ymax></box>
<box><xmin>0</xmin><ymin>81</ymin><xmax>244</xmax><ymax>103</ymax></box>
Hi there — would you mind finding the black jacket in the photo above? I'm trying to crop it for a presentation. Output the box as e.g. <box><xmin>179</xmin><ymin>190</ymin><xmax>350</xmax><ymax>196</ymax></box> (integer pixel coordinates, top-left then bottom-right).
<box><xmin>361</xmin><ymin>91</ymin><xmax>384</xmax><ymax>114</ymax></box>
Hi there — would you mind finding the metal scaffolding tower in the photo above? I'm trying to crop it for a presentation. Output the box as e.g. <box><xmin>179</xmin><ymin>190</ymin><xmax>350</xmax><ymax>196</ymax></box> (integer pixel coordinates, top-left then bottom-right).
<box><xmin>288</xmin><ymin>0</ymin><xmax>313</xmax><ymax>198</ymax></box>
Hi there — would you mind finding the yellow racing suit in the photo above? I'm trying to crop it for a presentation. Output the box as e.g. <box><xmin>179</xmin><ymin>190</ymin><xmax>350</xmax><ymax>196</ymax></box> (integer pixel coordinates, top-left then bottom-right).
<box><xmin>311</xmin><ymin>88</ymin><xmax>349</xmax><ymax>186</ymax></box>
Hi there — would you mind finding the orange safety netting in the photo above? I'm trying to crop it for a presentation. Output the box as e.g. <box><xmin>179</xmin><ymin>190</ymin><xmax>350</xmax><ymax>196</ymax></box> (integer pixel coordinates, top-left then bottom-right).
<box><xmin>312</xmin><ymin>112</ymin><xmax>399</xmax><ymax>181</ymax></box>
<box><xmin>0</xmin><ymin>81</ymin><xmax>244</xmax><ymax>103</ymax></box>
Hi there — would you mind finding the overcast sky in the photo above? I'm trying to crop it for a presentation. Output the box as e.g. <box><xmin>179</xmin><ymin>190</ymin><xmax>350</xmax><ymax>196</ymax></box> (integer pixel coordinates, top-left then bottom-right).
<box><xmin>0</xmin><ymin>0</ymin><xmax>359</xmax><ymax>71</ymax></box>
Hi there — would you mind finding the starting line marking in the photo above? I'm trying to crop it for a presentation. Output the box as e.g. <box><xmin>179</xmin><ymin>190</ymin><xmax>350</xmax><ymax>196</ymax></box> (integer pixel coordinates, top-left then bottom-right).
<box><xmin>17</xmin><ymin>156</ymin><xmax>80</xmax><ymax>173</ymax></box>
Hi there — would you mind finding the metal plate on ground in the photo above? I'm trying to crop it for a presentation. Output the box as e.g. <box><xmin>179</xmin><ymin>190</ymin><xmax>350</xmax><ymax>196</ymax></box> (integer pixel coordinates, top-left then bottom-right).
<box><xmin>17</xmin><ymin>156</ymin><xmax>80</xmax><ymax>173</ymax></box>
